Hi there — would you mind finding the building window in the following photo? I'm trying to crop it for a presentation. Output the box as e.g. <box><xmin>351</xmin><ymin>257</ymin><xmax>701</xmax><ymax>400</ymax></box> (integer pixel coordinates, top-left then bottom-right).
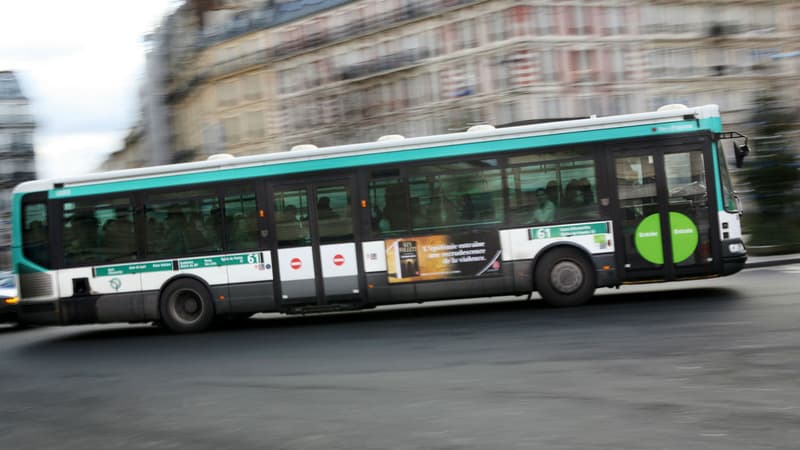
<box><xmin>222</xmin><ymin>116</ymin><xmax>240</xmax><ymax>144</ymax></box>
<box><xmin>245</xmin><ymin>110</ymin><xmax>265</xmax><ymax>140</ymax></box>
<box><xmin>602</xmin><ymin>7</ymin><xmax>627</xmax><ymax>36</ymax></box>
<box><xmin>537</xmin><ymin>6</ymin><xmax>557</xmax><ymax>35</ymax></box>
<box><xmin>510</xmin><ymin>5</ymin><xmax>535</xmax><ymax>37</ymax></box>
<box><xmin>487</xmin><ymin>11</ymin><xmax>507</xmax><ymax>42</ymax></box>
<box><xmin>244</xmin><ymin>73</ymin><xmax>261</xmax><ymax>101</ymax></box>
<box><xmin>565</xmin><ymin>6</ymin><xmax>595</xmax><ymax>35</ymax></box>
<box><xmin>434</xmin><ymin>26</ymin><xmax>447</xmax><ymax>55</ymax></box>
<box><xmin>568</xmin><ymin>50</ymin><xmax>598</xmax><ymax>83</ymax></box>
<box><xmin>539</xmin><ymin>49</ymin><xmax>559</xmax><ymax>83</ymax></box>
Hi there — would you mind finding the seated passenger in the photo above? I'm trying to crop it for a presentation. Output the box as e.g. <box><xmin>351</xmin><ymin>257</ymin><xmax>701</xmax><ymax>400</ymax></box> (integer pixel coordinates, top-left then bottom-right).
<box><xmin>531</xmin><ymin>188</ymin><xmax>555</xmax><ymax>224</ymax></box>
<box><xmin>276</xmin><ymin>205</ymin><xmax>308</xmax><ymax>245</ymax></box>
<box><xmin>317</xmin><ymin>196</ymin><xmax>339</xmax><ymax>220</ymax></box>
<box><xmin>232</xmin><ymin>212</ymin><xmax>259</xmax><ymax>250</ymax></box>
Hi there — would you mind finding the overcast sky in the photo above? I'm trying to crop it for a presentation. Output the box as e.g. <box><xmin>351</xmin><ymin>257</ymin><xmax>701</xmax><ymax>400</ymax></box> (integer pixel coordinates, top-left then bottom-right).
<box><xmin>1</xmin><ymin>0</ymin><xmax>176</xmax><ymax>179</ymax></box>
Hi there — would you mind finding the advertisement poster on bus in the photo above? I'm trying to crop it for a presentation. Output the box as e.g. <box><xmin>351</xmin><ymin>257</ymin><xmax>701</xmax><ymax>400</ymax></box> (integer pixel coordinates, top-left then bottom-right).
<box><xmin>385</xmin><ymin>231</ymin><xmax>501</xmax><ymax>284</ymax></box>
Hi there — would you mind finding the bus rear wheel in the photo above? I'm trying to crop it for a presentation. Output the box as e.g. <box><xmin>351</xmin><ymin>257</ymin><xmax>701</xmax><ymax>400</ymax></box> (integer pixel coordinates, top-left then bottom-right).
<box><xmin>159</xmin><ymin>279</ymin><xmax>215</xmax><ymax>333</ymax></box>
<box><xmin>535</xmin><ymin>247</ymin><xmax>595</xmax><ymax>307</ymax></box>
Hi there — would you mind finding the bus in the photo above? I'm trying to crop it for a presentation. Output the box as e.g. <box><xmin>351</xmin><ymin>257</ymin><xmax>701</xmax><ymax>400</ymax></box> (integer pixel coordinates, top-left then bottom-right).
<box><xmin>11</xmin><ymin>104</ymin><xmax>749</xmax><ymax>333</ymax></box>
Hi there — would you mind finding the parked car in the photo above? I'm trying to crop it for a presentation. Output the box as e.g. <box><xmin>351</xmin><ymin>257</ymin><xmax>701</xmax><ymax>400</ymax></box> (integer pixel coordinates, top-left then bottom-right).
<box><xmin>0</xmin><ymin>271</ymin><xmax>18</xmax><ymax>323</ymax></box>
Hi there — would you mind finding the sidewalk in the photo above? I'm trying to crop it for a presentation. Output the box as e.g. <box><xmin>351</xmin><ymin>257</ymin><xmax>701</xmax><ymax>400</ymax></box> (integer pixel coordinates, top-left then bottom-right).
<box><xmin>745</xmin><ymin>252</ymin><xmax>800</xmax><ymax>268</ymax></box>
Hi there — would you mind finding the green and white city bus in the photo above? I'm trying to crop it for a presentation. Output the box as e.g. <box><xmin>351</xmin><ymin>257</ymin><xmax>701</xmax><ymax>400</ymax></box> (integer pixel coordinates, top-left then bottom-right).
<box><xmin>11</xmin><ymin>104</ymin><xmax>749</xmax><ymax>332</ymax></box>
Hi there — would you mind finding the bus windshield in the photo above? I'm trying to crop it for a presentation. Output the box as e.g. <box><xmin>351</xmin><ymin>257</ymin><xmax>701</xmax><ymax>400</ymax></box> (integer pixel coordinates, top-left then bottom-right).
<box><xmin>717</xmin><ymin>143</ymin><xmax>738</xmax><ymax>213</ymax></box>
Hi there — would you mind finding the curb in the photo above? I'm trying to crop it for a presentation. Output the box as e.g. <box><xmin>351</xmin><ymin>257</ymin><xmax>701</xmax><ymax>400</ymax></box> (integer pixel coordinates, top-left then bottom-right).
<box><xmin>745</xmin><ymin>256</ymin><xmax>800</xmax><ymax>269</ymax></box>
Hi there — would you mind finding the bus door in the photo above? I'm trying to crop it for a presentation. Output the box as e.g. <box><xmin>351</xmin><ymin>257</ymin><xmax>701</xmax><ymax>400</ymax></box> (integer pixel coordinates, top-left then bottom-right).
<box><xmin>271</xmin><ymin>179</ymin><xmax>359</xmax><ymax>306</ymax></box>
<box><xmin>611</xmin><ymin>146</ymin><xmax>717</xmax><ymax>282</ymax></box>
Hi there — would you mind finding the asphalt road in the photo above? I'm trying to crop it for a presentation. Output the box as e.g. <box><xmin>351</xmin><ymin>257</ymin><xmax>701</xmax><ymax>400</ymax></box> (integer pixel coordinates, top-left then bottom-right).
<box><xmin>1</xmin><ymin>264</ymin><xmax>799</xmax><ymax>450</ymax></box>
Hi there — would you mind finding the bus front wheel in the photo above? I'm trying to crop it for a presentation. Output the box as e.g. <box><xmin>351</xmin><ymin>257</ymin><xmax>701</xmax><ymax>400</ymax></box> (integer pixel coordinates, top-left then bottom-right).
<box><xmin>159</xmin><ymin>279</ymin><xmax>215</xmax><ymax>333</ymax></box>
<box><xmin>535</xmin><ymin>248</ymin><xmax>595</xmax><ymax>307</ymax></box>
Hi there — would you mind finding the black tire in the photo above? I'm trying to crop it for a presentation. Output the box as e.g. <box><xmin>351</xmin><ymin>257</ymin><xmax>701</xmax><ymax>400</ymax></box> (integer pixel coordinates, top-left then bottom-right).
<box><xmin>534</xmin><ymin>247</ymin><xmax>596</xmax><ymax>307</ymax></box>
<box><xmin>159</xmin><ymin>278</ymin><xmax>216</xmax><ymax>333</ymax></box>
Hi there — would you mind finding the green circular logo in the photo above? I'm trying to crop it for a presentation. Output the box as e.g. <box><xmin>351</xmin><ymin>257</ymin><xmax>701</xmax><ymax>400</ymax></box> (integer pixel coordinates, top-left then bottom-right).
<box><xmin>668</xmin><ymin>211</ymin><xmax>699</xmax><ymax>263</ymax></box>
<box><xmin>634</xmin><ymin>213</ymin><xmax>663</xmax><ymax>264</ymax></box>
<box><xmin>634</xmin><ymin>212</ymin><xmax>699</xmax><ymax>265</ymax></box>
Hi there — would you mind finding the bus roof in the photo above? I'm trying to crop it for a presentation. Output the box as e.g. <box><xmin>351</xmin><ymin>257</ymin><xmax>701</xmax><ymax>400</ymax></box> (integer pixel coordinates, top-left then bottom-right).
<box><xmin>13</xmin><ymin>104</ymin><xmax>720</xmax><ymax>196</ymax></box>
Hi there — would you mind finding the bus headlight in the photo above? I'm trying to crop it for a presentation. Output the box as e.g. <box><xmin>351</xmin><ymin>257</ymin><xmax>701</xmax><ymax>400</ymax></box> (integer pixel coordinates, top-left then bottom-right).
<box><xmin>728</xmin><ymin>243</ymin><xmax>746</xmax><ymax>254</ymax></box>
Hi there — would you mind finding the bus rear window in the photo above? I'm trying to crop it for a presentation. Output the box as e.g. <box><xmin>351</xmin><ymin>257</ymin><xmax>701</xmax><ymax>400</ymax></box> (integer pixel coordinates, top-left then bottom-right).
<box><xmin>22</xmin><ymin>202</ymin><xmax>50</xmax><ymax>268</ymax></box>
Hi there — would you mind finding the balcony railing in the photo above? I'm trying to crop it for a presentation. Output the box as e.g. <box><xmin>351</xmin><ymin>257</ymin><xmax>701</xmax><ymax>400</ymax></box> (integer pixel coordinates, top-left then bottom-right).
<box><xmin>201</xmin><ymin>0</ymin><xmax>480</xmax><ymax>53</ymax></box>
<box><xmin>168</xmin><ymin>0</ymin><xmax>480</xmax><ymax>101</ymax></box>
<box><xmin>208</xmin><ymin>48</ymin><xmax>272</xmax><ymax>78</ymax></box>
<box><xmin>339</xmin><ymin>48</ymin><xmax>431</xmax><ymax>81</ymax></box>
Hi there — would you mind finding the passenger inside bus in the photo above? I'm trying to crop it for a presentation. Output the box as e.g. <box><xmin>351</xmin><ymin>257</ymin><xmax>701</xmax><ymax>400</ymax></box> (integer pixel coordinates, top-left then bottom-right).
<box><xmin>276</xmin><ymin>204</ymin><xmax>308</xmax><ymax>245</ymax></box>
<box><xmin>64</xmin><ymin>212</ymin><xmax>99</xmax><ymax>264</ymax></box>
<box><xmin>530</xmin><ymin>189</ymin><xmax>555</xmax><ymax>224</ymax></box>
<box><xmin>316</xmin><ymin>196</ymin><xmax>339</xmax><ymax>220</ymax></box>
<box><xmin>380</xmin><ymin>184</ymin><xmax>408</xmax><ymax>231</ymax></box>
<box><xmin>163</xmin><ymin>210</ymin><xmax>189</xmax><ymax>255</ymax></box>
<box><xmin>231</xmin><ymin>211</ymin><xmax>259</xmax><ymax>250</ymax></box>
<box><xmin>102</xmin><ymin>208</ymin><xmax>135</xmax><ymax>260</ymax></box>
<box><xmin>560</xmin><ymin>178</ymin><xmax>596</xmax><ymax>220</ymax></box>
<box><xmin>545</xmin><ymin>180</ymin><xmax>560</xmax><ymax>206</ymax></box>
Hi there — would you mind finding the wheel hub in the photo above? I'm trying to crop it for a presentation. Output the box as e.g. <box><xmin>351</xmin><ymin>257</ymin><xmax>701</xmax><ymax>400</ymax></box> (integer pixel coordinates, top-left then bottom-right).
<box><xmin>550</xmin><ymin>260</ymin><xmax>584</xmax><ymax>294</ymax></box>
<box><xmin>173</xmin><ymin>290</ymin><xmax>202</xmax><ymax>323</ymax></box>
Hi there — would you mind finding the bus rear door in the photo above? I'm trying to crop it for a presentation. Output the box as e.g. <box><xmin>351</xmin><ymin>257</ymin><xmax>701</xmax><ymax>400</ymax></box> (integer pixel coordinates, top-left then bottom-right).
<box><xmin>270</xmin><ymin>178</ymin><xmax>359</xmax><ymax>309</ymax></box>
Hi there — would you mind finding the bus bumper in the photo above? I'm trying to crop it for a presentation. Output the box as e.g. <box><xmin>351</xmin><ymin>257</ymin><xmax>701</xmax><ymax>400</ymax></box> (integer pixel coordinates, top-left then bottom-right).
<box><xmin>721</xmin><ymin>238</ymin><xmax>748</xmax><ymax>275</ymax></box>
<box><xmin>18</xmin><ymin>297</ymin><xmax>99</xmax><ymax>326</ymax></box>
<box><xmin>18</xmin><ymin>300</ymin><xmax>62</xmax><ymax>325</ymax></box>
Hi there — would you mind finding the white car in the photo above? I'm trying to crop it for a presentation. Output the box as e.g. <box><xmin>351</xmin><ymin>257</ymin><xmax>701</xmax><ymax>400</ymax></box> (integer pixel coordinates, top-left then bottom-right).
<box><xmin>0</xmin><ymin>271</ymin><xmax>18</xmax><ymax>323</ymax></box>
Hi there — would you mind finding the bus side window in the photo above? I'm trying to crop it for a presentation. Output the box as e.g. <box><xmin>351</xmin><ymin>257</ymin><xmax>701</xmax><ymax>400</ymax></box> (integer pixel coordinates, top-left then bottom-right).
<box><xmin>274</xmin><ymin>188</ymin><xmax>310</xmax><ymax>246</ymax></box>
<box><xmin>316</xmin><ymin>186</ymin><xmax>353</xmax><ymax>243</ymax></box>
<box><xmin>144</xmin><ymin>188</ymin><xmax>220</xmax><ymax>258</ymax></box>
<box><xmin>22</xmin><ymin>201</ymin><xmax>50</xmax><ymax>268</ymax></box>
<box><xmin>369</xmin><ymin>173</ymin><xmax>408</xmax><ymax>234</ymax></box>
<box><xmin>224</xmin><ymin>187</ymin><xmax>259</xmax><ymax>251</ymax></box>
<box><xmin>507</xmin><ymin>153</ymin><xmax>600</xmax><ymax>226</ymax></box>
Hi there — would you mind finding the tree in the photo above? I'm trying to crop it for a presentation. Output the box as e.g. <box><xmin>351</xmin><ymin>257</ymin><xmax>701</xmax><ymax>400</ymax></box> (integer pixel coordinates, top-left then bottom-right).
<box><xmin>742</xmin><ymin>93</ymin><xmax>800</xmax><ymax>249</ymax></box>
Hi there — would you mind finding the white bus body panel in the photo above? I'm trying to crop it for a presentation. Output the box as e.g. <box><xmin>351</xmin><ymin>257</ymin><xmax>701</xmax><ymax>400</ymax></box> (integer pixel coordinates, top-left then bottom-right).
<box><xmin>361</xmin><ymin>241</ymin><xmax>388</xmax><ymax>273</ymax></box>
<box><xmin>501</xmin><ymin>220</ymin><xmax>616</xmax><ymax>261</ymax></box>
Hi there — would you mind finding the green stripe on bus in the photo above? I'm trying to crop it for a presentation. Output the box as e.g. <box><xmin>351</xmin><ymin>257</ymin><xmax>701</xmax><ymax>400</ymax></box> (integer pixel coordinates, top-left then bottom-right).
<box><xmin>94</xmin><ymin>261</ymin><xmax>174</xmax><ymax>277</ymax></box>
<box><xmin>529</xmin><ymin>222</ymin><xmax>609</xmax><ymax>240</ymax></box>
<box><xmin>177</xmin><ymin>252</ymin><xmax>261</xmax><ymax>270</ymax></box>
<box><xmin>93</xmin><ymin>253</ymin><xmax>260</xmax><ymax>276</ymax></box>
<box><xmin>48</xmin><ymin>118</ymin><xmax>721</xmax><ymax>199</ymax></box>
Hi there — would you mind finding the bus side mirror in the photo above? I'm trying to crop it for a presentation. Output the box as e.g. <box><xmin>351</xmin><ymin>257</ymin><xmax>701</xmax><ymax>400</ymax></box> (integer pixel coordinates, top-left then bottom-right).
<box><xmin>734</xmin><ymin>142</ymin><xmax>749</xmax><ymax>168</ymax></box>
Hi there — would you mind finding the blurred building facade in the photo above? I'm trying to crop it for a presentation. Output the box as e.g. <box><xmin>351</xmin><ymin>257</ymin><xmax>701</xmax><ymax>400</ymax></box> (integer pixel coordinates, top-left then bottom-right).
<box><xmin>100</xmin><ymin>123</ymin><xmax>147</xmax><ymax>171</ymax></box>
<box><xmin>0</xmin><ymin>71</ymin><xmax>37</xmax><ymax>270</ymax></box>
<box><xmin>105</xmin><ymin>0</ymin><xmax>800</xmax><ymax>168</ymax></box>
